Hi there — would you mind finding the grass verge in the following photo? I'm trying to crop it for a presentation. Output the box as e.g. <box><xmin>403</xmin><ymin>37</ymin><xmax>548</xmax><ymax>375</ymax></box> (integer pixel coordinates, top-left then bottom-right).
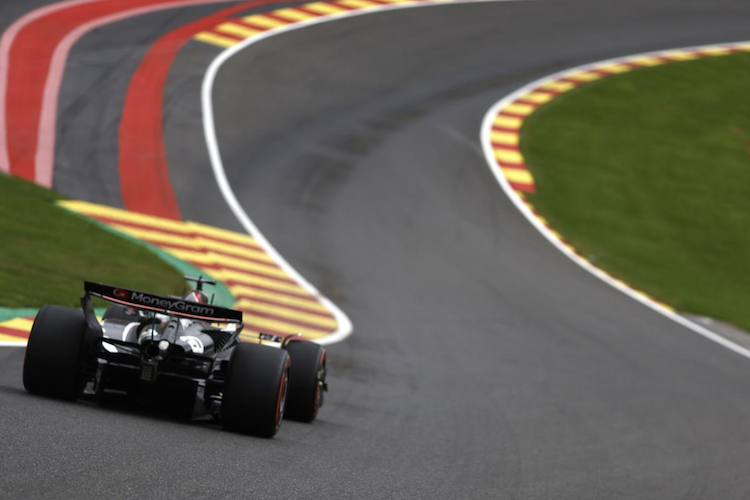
<box><xmin>521</xmin><ymin>51</ymin><xmax>750</xmax><ymax>331</ymax></box>
<box><xmin>0</xmin><ymin>173</ymin><xmax>187</xmax><ymax>308</ymax></box>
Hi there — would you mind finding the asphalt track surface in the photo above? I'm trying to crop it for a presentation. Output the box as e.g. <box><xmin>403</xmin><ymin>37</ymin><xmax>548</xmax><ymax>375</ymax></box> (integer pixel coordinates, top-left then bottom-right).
<box><xmin>3</xmin><ymin>0</ymin><xmax>750</xmax><ymax>498</ymax></box>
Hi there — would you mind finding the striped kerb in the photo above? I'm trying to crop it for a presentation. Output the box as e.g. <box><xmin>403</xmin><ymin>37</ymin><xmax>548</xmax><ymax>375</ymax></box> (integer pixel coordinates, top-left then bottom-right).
<box><xmin>488</xmin><ymin>42</ymin><xmax>750</xmax><ymax>195</ymax></box>
<box><xmin>0</xmin><ymin>200</ymin><xmax>340</xmax><ymax>343</ymax></box>
<box><xmin>192</xmin><ymin>0</ymin><xmax>450</xmax><ymax>48</ymax></box>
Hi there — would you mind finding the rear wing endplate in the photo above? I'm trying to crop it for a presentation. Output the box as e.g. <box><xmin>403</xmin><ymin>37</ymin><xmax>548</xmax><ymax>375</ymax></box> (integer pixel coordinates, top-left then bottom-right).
<box><xmin>84</xmin><ymin>281</ymin><xmax>242</xmax><ymax>324</ymax></box>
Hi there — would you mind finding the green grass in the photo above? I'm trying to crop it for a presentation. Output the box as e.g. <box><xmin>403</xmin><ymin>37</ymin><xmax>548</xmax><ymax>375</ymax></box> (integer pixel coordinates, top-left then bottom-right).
<box><xmin>521</xmin><ymin>51</ymin><xmax>750</xmax><ymax>331</ymax></box>
<box><xmin>0</xmin><ymin>173</ymin><xmax>187</xmax><ymax>308</ymax></box>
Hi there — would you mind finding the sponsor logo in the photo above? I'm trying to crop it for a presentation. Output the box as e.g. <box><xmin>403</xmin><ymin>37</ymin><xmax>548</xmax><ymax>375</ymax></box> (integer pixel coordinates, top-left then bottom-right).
<box><xmin>130</xmin><ymin>291</ymin><xmax>215</xmax><ymax>317</ymax></box>
<box><xmin>180</xmin><ymin>336</ymin><xmax>204</xmax><ymax>354</ymax></box>
<box><xmin>113</xmin><ymin>288</ymin><xmax>130</xmax><ymax>300</ymax></box>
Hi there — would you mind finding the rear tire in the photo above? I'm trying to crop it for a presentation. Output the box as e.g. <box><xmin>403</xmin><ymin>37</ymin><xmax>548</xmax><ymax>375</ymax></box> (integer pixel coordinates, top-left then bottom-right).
<box><xmin>23</xmin><ymin>305</ymin><xmax>88</xmax><ymax>400</ymax></box>
<box><xmin>222</xmin><ymin>343</ymin><xmax>290</xmax><ymax>438</ymax></box>
<box><xmin>284</xmin><ymin>340</ymin><xmax>326</xmax><ymax>422</ymax></box>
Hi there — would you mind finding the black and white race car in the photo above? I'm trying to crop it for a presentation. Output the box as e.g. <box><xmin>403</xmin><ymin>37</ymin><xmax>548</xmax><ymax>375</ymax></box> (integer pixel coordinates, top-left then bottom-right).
<box><xmin>22</xmin><ymin>276</ymin><xmax>327</xmax><ymax>438</ymax></box>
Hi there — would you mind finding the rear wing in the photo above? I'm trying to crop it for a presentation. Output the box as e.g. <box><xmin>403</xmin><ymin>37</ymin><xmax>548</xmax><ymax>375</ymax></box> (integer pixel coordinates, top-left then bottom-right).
<box><xmin>84</xmin><ymin>281</ymin><xmax>243</xmax><ymax>324</ymax></box>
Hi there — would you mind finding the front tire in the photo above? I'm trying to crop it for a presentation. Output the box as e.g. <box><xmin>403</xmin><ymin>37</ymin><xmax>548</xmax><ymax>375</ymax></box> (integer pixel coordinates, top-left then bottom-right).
<box><xmin>222</xmin><ymin>343</ymin><xmax>290</xmax><ymax>438</ymax></box>
<box><xmin>284</xmin><ymin>340</ymin><xmax>326</xmax><ymax>422</ymax></box>
<box><xmin>23</xmin><ymin>305</ymin><xmax>88</xmax><ymax>400</ymax></box>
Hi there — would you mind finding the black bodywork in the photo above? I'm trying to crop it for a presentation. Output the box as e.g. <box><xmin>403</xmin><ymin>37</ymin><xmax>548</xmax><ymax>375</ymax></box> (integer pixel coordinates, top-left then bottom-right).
<box><xmin>79</xmin><ymin>281</ymin><xmax>288</xmax><ymax>417</ymax></box>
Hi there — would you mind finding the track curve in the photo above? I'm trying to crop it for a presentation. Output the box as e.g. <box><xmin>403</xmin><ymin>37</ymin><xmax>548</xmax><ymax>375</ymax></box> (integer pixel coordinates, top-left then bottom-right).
<box><xmin>3</xmin><ymin>0</ymin><xmax>750</xmax><ymax>498</ymax></box>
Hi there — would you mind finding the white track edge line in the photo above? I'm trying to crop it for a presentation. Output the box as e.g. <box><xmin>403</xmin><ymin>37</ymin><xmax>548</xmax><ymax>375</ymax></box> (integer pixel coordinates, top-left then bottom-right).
<box><xmin>0</xmin><ymin>0</ymin><xmax>101</xmax><ymax>175</ymax></box>
<box><xmin>0</xmin><ymin>341</ymin><xmax>26</xmax><ymax>347</ymax></box>
<box><xmin>480</xmin><ymin>40</ymin><xmax>750</xmax><ymax>360</ymax></box>
<box><xmin>34</xmin><ymin>0</ymin><xmax>235</xmax><ymax>188</ymax></box>
<box><xmin>0</xmin><ymin>0</ymin><xmax>232</xmax><ymax>184</ymax></box>
<box><xmin>202</xmin><ymin>0</ymin><xmax>525</xmax><ymax>345</ymax></box>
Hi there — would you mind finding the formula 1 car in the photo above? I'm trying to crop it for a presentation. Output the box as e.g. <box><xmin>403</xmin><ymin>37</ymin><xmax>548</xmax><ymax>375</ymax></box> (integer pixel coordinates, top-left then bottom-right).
<box><xmin>22</xmin><ymin>276</ymin><xmax>327</xmax><ymax>438</ymax></box>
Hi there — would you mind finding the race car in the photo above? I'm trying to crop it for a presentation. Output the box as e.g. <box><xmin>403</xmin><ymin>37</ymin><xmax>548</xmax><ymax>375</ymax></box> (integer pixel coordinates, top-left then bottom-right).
<box><xmin>22</xmin><ymin>276</ymin><xmax>327</xmax><ymax>438</ymax></box>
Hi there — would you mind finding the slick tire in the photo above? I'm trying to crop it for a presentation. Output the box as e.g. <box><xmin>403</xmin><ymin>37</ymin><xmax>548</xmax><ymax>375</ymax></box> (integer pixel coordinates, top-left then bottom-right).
<box><xmin>222</xmin><ymin>343</ymin><xmax>290</xmax><ymax>438</ymax></box>
<box><xmin>23</xmin><ymin>305</ymin><xmax>88</xmax><ymax>400</ymax></box>
<box><xmin>283</xmin><ymin>340</ymin><xmax>326</xmax><ymax>423</ymax></box>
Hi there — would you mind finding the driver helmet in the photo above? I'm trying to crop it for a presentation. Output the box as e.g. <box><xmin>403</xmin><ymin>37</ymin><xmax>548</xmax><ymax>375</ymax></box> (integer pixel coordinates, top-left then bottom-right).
<box><xmin>185</xmin><ymin>290</ymin><xmax>209</xmax><ymax>304</ymax></box>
